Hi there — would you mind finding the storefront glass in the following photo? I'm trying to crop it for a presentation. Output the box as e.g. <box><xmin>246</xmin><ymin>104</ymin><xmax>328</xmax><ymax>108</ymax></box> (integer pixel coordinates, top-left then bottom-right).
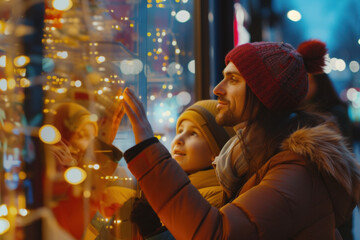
<box><xmin>0</xmin><ymin>0</ymin><xmax>195</xmax><ymax>239</ymax></box>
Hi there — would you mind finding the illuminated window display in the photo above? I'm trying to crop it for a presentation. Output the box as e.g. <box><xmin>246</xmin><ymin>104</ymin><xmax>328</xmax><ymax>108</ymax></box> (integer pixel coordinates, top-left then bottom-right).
<box><xmin>0</xmin><ymin>0</ymin><xmax>195</xmax><ymax>239</ymax></box>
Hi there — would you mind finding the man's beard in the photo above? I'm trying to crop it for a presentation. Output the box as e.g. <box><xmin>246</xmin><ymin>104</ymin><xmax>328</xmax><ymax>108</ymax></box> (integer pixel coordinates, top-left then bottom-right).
<box><xmin>215</xmin><ymin>108</ymin><xmax>238</xmax><ymax>127</ymax></box>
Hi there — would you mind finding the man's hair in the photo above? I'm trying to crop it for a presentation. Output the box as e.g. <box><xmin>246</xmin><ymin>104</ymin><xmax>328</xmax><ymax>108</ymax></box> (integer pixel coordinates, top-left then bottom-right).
<box><xmin>306</xmin><ymin>73</ymin><xmax>347</xmax><ymax>112</ymax></box>
<box><xmin>239</xmin><ymin>86</ymin><xmax>329</xmax><ymax>182</ymax></box>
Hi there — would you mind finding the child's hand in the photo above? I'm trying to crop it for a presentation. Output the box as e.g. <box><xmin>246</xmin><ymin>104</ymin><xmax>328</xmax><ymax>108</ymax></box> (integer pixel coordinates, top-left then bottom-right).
<box><xmin>49</xmin><ymin>139</ymin><xmax>78</xmax><ymax>168</ymax></box>
<box><xmin>98</xmin><ymin>89</ymin><xmax>125</xmax><ymax>144</ymax></box>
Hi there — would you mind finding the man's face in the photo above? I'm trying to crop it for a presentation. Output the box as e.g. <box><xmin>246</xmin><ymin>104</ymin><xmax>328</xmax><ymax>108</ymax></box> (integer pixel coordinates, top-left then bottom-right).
<box><xmin>213</xmin><ymin>62</ymin><xmax>247</xmax><ymax>127</ymax></box>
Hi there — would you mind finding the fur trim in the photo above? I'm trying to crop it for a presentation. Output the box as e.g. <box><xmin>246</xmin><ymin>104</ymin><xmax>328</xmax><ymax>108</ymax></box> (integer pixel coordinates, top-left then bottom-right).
<box><xmin>281</xmin><ymin>123</ymin><xmax>360</xmax><ymax>203</ymax></box>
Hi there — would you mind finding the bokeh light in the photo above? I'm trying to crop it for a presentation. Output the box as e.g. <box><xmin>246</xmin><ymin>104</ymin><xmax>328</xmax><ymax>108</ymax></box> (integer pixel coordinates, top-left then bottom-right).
<box><xmin>0</xmin><ymin>218</ymin><xmax>9</xmax><ymax>235</ymax></box>
<box><xmin>175</xmin><ymin>10</ymin><xmax>191</xmax><ymax>23</ymax></box>
<box><xmin>39</xmin><ymin>124</ymin><xmax>61</xmax><ymax>144</ymax></box>
<box><xmin>188</xmin><ymin>60</ymin><xmax>195</xmax><ymax>74</ymax></box>
<box><xmin>64</xmin><ymin>167</ymin><xmax>87</xmax><ymax>185</ymax></box>
<box><xmin>349</xmin><ymin>61</ymin><xmax>359</xmax><ymax>73</ymax></box>
<box><xmin>287</xmin><ymin>10</ymin><xmax>302</xmax><ymax>22</ymax></box>
<box><xmin>52</xmin><ymin>0</ymin><xmax>73</xmax><ymax>11</ymax></box>
<box><xmin>176</xmin><ymin>91</ymin><xmax>191</xmax><ymax>106</ymax></box>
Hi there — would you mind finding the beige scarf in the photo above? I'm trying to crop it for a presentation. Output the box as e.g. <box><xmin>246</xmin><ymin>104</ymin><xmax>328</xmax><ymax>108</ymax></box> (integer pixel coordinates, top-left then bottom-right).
<box><xmin>212</xmin><ymin>129</ymin><xmax>248</xmax><ymax>200</ymax></box>
<box><xmin>213</xmin><ymin>126</ymin><xmax>265</xmax><ymax>200</ymax></box>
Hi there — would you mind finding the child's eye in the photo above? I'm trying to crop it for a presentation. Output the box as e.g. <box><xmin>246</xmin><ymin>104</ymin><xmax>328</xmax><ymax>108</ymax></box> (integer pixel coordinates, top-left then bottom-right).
<box><xmin>191</xmin><ymin>131</ymin><xmax>198</xmax><ymax>136</ymax></box>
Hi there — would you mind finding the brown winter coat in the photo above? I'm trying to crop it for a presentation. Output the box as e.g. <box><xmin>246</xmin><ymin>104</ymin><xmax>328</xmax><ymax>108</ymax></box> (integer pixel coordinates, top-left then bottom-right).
<box><xmin>125</xmin><ymin>122</ymin><xmax>360</xmax><ymax>240</ymax></box>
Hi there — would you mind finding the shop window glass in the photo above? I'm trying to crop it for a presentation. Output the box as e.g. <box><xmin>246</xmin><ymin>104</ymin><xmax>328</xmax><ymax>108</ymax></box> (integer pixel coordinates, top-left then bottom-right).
<box><xmin>0</xmin><ymin>0</ymin><xmax>195</xmax><ymax>239</ymax></box>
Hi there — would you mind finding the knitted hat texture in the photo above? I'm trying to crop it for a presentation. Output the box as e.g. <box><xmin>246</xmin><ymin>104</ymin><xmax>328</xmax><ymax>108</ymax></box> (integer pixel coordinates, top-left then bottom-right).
<box><xmin>176</xmin><ymin>100</ymin><xmax>235</xmax><ymax>156</ymax></box>
<box><xmin>225</xmin><ymin>40</ymin><xmax>327</xmax><ymax>111</ymax></box>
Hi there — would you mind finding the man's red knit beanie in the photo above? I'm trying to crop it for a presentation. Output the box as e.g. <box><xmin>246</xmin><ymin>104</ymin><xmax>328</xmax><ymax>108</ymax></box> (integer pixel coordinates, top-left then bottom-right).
<box><xmin>225</xmin><ymin>40</ymin><xmax>327</xmax><ymax>111</ymax></box>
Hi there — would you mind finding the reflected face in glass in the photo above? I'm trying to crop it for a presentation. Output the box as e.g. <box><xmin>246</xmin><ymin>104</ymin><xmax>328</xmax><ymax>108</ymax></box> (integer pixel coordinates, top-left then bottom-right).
<box><xmin>171</xmin><ymin>120</ymin><xmax>213</xmax><ymax>174</ymax></box>
<box><xmin>69</xmin><ymin>122</ymin><xmax>97</xmax><ymax>154</ymax></box>
<box><xmin>213</xmin><ymin>62</ymin><xmax>247</xmax><ymax>127</ymax></box>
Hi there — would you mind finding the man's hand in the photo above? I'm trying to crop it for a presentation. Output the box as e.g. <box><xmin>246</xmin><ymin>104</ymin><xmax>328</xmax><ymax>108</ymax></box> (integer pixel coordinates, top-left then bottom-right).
<box><xmin>123</xmin><ymin>87</ymin><xmax>154</xmax><ymax>144</ymax></box>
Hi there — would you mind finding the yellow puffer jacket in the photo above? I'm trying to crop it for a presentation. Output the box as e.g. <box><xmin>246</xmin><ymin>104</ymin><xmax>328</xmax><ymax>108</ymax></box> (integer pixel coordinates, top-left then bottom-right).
<box><xmin>188</xmin><ymin>169</ymin><xmax>223</xmax><ymax>209</ymax></box>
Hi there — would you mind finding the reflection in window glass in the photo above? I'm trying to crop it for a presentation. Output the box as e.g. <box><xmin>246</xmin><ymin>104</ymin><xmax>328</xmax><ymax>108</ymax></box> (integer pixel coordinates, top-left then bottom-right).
<box><xmin>0</xmin><ymin>0</ymin><xmax>195</xmax><ymax>239</ymax></box>
<box><xmin>145</xmin><ymin>1</ymin><xmax>195</xmax><ymax>149</ymax></box>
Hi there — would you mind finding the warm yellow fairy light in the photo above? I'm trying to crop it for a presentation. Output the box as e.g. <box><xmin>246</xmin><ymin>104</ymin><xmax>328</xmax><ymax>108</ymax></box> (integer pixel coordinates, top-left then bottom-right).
<box><xmin>64</xmin><ymin>167</ymin><xmax>87</xmax><ymax>185</ymax></box>
<box><xmin>0</xmin><ymin>21</ymin><xmax>4</xmax><ymax>34</ymax></box>
<box><xmin>9</xmin><ymin>207</ymin><xmax>17</xmax><ymax>215</ymax></box>
<box><xmin>0</xmin><ymin>218</ymin><xmax>10</xmax><ymax>235</ymax></box>
<box><xmin>18</xmin><ymin>171</ymin><xmax>26</xmax><ymax>180</ymax></box>
<box><xmin>0</xmin><ymin>79</ymin><xmax>7</xmax><ymax>91</ymax></box>
<box><xmin>0</xmin><ymin>205</ymin><xmax>8</xmax><ymax>217</ymax></box>
<box><xmin>83</xmin><ymin>190</ymin><xmax>91</xmax><ymax>198</ymax></box>
<box><xmin>74</xmin><ymin>80</ymin><xmax>82</xmax><ymax>87</ymax></box>
<box><xmin>96</xmin><ymin>56</ymin><xmax>106</xmax><ymax>64</ymax></box>
<box><xmin>0</xmin><ymin>56</ymin><xmax>6</xmax><ymax>67</ymax></box>
<box><xmin>39</xmin><ymin>124</ymin><xmax>61</xmax><ymax>144</ymax></box>
<box><xmin>56</xmin><ymin>88</ymin><xmax>67</xmax><ymax>94</ymax></box>
<box><xmin>52</xmin><ymin>0</ymin><xmax>73</xmax><ymax>11</ymax></box>
<box><xmin>19</xmin><ymin>209</ymin><xmax>28</xmax><ymax>217</ymax></box>
<box><xmin>14</xmin><ymin>56</ymin><xmax>30</xmax><ymax>67</ymax></box>
<box><xmin>7</xmin><ymin>79</ymin><xmax>16</xmax><ymax>90</ymax></box>
<box><xmin>18</xmin><ymin>68</ymin><xmax>26</xmax><ymax>77</ymax></box>
<box><xmin>56</xmin><ymin>51</ymin><xmax>68</xmax><ymax>59</ymax></box>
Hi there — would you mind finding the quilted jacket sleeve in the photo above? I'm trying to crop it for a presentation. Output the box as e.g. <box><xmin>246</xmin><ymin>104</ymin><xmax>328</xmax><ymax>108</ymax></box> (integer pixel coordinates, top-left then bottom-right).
<box><xmin>124</xmin><ymin>142</ymin><xmax>321</xmax><ymax>240</ymax></box>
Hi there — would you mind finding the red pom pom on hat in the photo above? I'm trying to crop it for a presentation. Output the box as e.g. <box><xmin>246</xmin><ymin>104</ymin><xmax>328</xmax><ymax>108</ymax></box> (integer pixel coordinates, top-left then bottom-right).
<box><xmin>297</xmin><ymin>39</ymin><xmax>327</xmax><ymax>74</ymax></box>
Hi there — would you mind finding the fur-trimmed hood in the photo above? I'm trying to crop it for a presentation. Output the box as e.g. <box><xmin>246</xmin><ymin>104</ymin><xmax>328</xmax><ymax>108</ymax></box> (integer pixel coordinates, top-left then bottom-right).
<box><xmin>281</xmin><ymin>122</ymin><xmax>360</xmax><ymax>207</ymax></box>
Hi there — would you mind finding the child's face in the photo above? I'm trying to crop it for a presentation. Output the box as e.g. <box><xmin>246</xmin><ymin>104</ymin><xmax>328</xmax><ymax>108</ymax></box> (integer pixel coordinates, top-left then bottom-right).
<box><xmin>171</xmin><ymin>120</ymin><xmax>214</xmax><ymax>174</ymax></box>
<box><xmin>69</xmin><ymin>122</ymin><xmax>97</xmax><ymax>154</ymax></box>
